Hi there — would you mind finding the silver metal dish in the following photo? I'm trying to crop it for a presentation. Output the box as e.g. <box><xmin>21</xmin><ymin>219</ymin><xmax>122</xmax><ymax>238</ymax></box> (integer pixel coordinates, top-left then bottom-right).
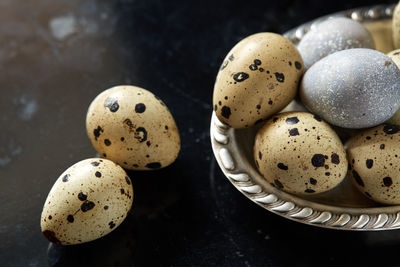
<box><xmin>210</xmin><ymin>4</ymin><xmax>400</xmax><ymax>231</ymax></box>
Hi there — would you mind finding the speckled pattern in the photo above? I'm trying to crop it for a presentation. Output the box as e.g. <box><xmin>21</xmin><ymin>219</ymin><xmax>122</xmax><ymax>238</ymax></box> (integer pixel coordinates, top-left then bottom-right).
<box><xmin>213</xmin><ymin>32</ymin><xmax>303</xmax><ymax>129</ymax></box>
<box><xmin>298</xmin><ymin>17</ymin><xmax>375</xmax><ymax>70</ymax></box>
<box><xmin>254</xmin><ymin>112</ymin><xmax>347</xmax><ymax>195</ymax></box>
<box><xmin>300</xmin><ymin>48</ymin><xmax>400</xmax><ymax>129</ymax></box>
<box><xmin>86</xmin><ymin>85</ymin><xmax>181</xmax><ymax>170</ymax></box>
<box><xmin>40</xmin><ymin>158</ymin><xmax>134</xmax><ymax>245</ymax></box>
<box><xmin>393</xmin><ymin>1</ymin><xmax>400</xmax><ymax>49</ymax></box>
<box><xmin>346</xmin><ymin>124</ymin><xmax>400</xmax><ymax>204</ymax></box>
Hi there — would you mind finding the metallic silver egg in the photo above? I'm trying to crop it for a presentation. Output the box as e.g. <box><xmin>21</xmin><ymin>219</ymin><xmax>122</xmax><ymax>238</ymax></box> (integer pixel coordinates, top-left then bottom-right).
<box><xmin>298</xmin><ymin>17</ymin><xmax>375</xmax><ymax>70</ymax></box>
<box><xmin>300</xmin><ymin>48</ymin><xmax>400</xmax><ymax>129</ymax></box>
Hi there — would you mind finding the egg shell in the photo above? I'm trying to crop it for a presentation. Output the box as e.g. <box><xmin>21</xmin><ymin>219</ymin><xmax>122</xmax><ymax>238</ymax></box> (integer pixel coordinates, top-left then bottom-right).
<box><xmin>386</xmin><ymin>49</ymin><xmax>400</xmax><ymax>126</ymax></box>
<box><xmin>86</xmin><ymin>85</ymin><xmax>180</xmax><ymax>170</ymax></box>
<box><xmin>393</xmin><ymin>1</ymin><xmax>400</xmax><ymax>49</ymax></box>
<box><xmin>254</xmin><ymin>112</ymin><xmax>347</xmax><ymax>196</ymax></box>
<box><xmin>298</xmin><ymin>17</ymin><xmax>375</xmax><ymax>70</ymax></box>
<box><xmin>300</xmin><ymin>48</ymin><xmax>400</xmax><ymax>129</ymax></box>
<box><xmin>41</xmin><ymin>158</ymin><xmax>134</xmax><ymax>245</ymax></box>
<box><xmin>213</xmin><ymin>32</ymin><xmax>304</xmax><ymax>128</ymax></box>
<box><xmin>346</xmin><ymin>124</ymin><xmax>400</xmax><ymax>204</ymax></box>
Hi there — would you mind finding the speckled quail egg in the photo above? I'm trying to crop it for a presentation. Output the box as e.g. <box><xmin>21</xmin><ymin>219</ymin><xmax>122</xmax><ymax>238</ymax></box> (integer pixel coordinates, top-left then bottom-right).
<box><xmin>300</xmin><ymin>48</ymin><xmax>400</xmax><ymax>129</ymax></box>
<box><xmin>298</xmin><ymin>17</ymin><xmax>374</xmax><ymax>70</ymax></box>
<box><xmin>41</xmin><ymin>158</ymin><xmax>134</xmax><ymax>245</ymax></box>
<box><xmin>213</xmin><ymin>32</ymin><xmax>304</xmax><ymax>128</ymax></box>
<box><xmin>346</xmin><ymin>124</ymin><xmax>400</xmax><ymax>204</ymax></box>
<box><xmin>393</xmin><ymin>1</ymin><xmax>400</xmax><ymax>49</ymax></box>
<box><xmin>254</xmin><ymin>112</ymin><xmax>347</xmax><ymax>195</ymax></box>
<box><xmin>386</xmin><ymin>49</ymin><xmax>400</xmax><ymax>126</ymax></box>
<box><xmin>86</xmin><ymin>85</ymin><xmax>180</xmax><ymax>170</ymax></box>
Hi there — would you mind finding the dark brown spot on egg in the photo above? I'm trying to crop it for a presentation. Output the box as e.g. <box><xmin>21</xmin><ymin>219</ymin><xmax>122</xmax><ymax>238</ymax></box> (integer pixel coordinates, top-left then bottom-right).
<box><xmin>125</xmin><ymin>176</ymin><xmax>131</xmax><ymax>185</ymax></box>
<box><xmin>135</xmin><ymin>127</ymin><xmax>147</xmax><ymax>142</ymax></box>
<box><xmin>309</xmin><ymin>178</ymin><xmax>317</xmax><ymax>185</ymax></box>
<box><xmin>383</xmin><ymin>177</ymin><xmax>393</xmax><ymax>187</ymax></box>
<box><xmin>120</xmin><ymin>188</ymin><xmax>125</xmax><ymax>194</ymax></box>
<box><xmin>233</xmin><ymin>72</ymin><xmax>249</xmax><ymax>82</ymax></box>
<box><xmin>365</xmin><ymin>192</ymin><xmax>372</xmax><ymax>198</ymax></box>
<box><xmin>256</xmin><ymin>104</ymin><xmax>261</xmax><ymax>110</ymax></box>
<box><xmin>383</xmin><ymin>125</ymin><xmax>400</xmax><ymax>135</ymax></box>
<box><xmin>286</xmin><ymin>117</ymin><xmax>299</xmax><ymax>125</ymax></box>
<box><xmin>366</xmin><ymin>136</ymin><xmax>371</xmax><ymax>140</ymax></box>
<box><xmin>135</xmin><ymin>103</ymin><xmax>146</xmax><ymax>113</ymax></box>
<box><xmin>146</xmin><ymin>141</ymin><xmax>151</xmax><ymax>147</ymax></box>
<box><xmin>274</xmin><ymin>72</ymin><xmax>285</xmax><ymax>83</ymax></box>
<box><xmin>366</xmin><ymin>159</ymin><xmax>373</xmax><ymax>169</ymax></box>
<box><xmin>274</xmin><ymin>179</ymin><xmax>284</xmax><ymax>188</ymax></box>
<box><xmin>214</xmin><ymin>105</ymin><xmax>217</xmax><ymax>111</ymax></box>
<box><xmin>165</xmin><ymin>125</ymin><xmax>169</xmax><ymax>130</ymax></box>
<box><xmin>288</xmin><ymin>128</ymin><xmax>299</xmax><ymax>136</ymax></box>
<box><xmin>124</xmin><ymin>119</ymin><xmax>135</xmax><ymax>132</ymax></box>
<box><xmin>325</xmin><ymin>172</ymin><xmax>330</xmax><ymax>176</ymax></box>
<box><xmin>93</xmin><ymin>126</ymin><xmax>103</xmax><ymax>141</ymax></box>
<box><xmin>67</xmin><ymin>215</ymin><xmax>74</xmax><ymax>223</ymax></box>
<box><xmin>104</xmin><ymin>139</ymin><xmax>111</xmax><ymax>146</ymax></box>
<box><xmin>78</xmin><ymin>192</ymin><xmax>87</xmax><ymax>201</ymax></box>
<box><xmin>104</xmin><ymin>97</ymin><xmax>119</xmax><ymax>112</ymax></box>
<box><xmin>95</xmin><ymin>171</ymin><xmax>102</xmax><ymax>178</ymax></box>
<box><xmin>109</xmin><ymin>221</ymin><xmax>116</xmax><ymax>229</ymax></box>
<box><xmin>380</xmin><ymin>144</ymin><xmax>385</xmax><ymax>149</ymax></box>
<box><xmin>81</xmin><ymin>201</ymin><xmax>95</xmax><ymax>212</ymax></box>
<box><xmin>258</xmin><ymin>151</ymin><xmax>262</xmax><ymax>160</ymax></box>
<box><xmin>48</xmin><ymin>215</ymin><xmax>52</xmax><ymax>220</ymax></box>
<box><xmin>146</xmin><ymin>162</ymin><xmax>161</xmax><ymax>169</ymax></box>
<box><xmin>104</xmin><ymin>205</ymin><xmax>109</xmax><ymax>210</ymax></box>
<box><xmin>313</xmin><ymin>115</ymin><xmax>322</xmax><ymax>122</ymax></box>
<box><xmin>62</xmin><ymin>174</ymin><xmax>70</xmax><ymax>182</ymax></box>
<box><xmin>331</xmin><ymin>153</ymin><xmax>340</xmax><ymax>164</ymax></box>
<box><xmin>120</xmin><ymin>137</ymin><xmax>125</xmax><ymax>141</ymax></box>
<box><xmin>352</xmin><ymin>170</ymin><xmax>364</xmax><ymax>187</ymax></box>
<box><xmin>272</xmin><ymin>117</ymin><xmax>279</xmax><ymax>123</ymax></box>
<box><xmin>305</xmin><ymin>189</ymin><xmax>315</xmax><ymax>193</ymax></box>
<box><xmin>277</xmin><ymin>163</ymin><xmax>288</xmax><ymax>170</ymax></box>
<box><xmin>221</xmin><ymin>106</ymin><xmax>231</xmax><ymax>119</ymax></box>
<box><xmin>268</xmin><ymin>100</ymin><xmax>273</xmax><ymax>105</ymax></box>
<box><xmin>43</xmin><ymin>230</ymin><xmax>61</xmax><ymax>244</ymax></box>
<box><xmin>229</xmin><ymin>54</ymin><xmax>234</xmax><ymax>61</ymax></box>
<box><xmin>91</xmin><ymin>161</ymin><xmax>99</xmax><ymax>167</ymax></box>
<box><xmin>311</xmin><ymin>154</ymin><xmax>325</xmax><ymax>167</ymax></box>
<box><xmin>295</xmin><ymin>61</ymin><xmax>302</xmax><ymax>70</ymax></box>
<box><xmin>385</xmin><ymin>61</ymin><xmax>392</xmax><ymax>66</ymax></box>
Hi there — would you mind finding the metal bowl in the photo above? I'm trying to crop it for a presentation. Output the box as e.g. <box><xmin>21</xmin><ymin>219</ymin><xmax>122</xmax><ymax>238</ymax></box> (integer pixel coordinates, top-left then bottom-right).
<box><xmin>210</xmin><ymin>4</ymin><xmax>400</xmax><ymax>231</ymax></box>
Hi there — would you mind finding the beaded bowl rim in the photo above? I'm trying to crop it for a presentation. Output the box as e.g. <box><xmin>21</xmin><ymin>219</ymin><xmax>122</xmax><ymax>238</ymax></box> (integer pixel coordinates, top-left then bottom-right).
<box><xmin>210</xmin><ymin>4</ymin><xmax>400</xmax><ymax>231</ymax></box>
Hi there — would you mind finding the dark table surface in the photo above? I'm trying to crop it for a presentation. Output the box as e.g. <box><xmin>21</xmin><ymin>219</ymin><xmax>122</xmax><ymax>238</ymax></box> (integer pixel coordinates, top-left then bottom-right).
<box><xmin>1</xmin><ymin>0</ymin><xmax>400</xmax><ymax>266</ymax></box>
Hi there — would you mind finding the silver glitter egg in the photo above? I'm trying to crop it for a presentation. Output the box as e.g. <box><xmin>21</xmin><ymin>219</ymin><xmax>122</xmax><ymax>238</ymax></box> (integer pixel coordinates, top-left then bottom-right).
<box><xmin>300</xmin><ymin>48</ymin><xmax>400</xmax><ymax>129</ymax></box>
<box><xmin>298</xmin><ymin>17</ymin><xmax>375</xmax><ymax>70</ymax></box>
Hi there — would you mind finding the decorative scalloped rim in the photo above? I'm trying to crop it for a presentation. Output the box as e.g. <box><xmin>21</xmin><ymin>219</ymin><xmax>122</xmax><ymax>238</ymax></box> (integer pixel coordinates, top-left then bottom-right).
<box><xmin>210</xmin><ymin>4</ymin><xmax>400</xmax><ymax>231</ymax></box>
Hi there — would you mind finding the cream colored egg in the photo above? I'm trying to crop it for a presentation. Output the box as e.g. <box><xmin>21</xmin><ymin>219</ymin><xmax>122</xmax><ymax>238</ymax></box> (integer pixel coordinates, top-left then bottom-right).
<box><xmin>393</xmin><ymin>1</ymin><xmax>400</xmax><ymax>49</ymax></box>
<box><xmin>346</xmin><ymin>124</ymin><xmax>400</xmax><ymax>204</ymax></box>
<box><xmin>213</xmin><ymin>32</ymin><xmax>304</xmax><ymax>129</ymax></box>
<box><xmin>386</xmin><ymin>49</ymin><xmax>400</xmax><ymax>126</ymax></box>
<box><xmin>86</xmin><ymin>85</ymin><xmax>180</xmax><ymax>170</ymax></box>
<box><xmin>254</xmin><ymin>112</ymin><xmax>347</xmax><ymax>195</ymax></box>
<box><xmin>41</xmin><ymin>158</ymin><xmax>133</xmax><ymax>245</ymax></box>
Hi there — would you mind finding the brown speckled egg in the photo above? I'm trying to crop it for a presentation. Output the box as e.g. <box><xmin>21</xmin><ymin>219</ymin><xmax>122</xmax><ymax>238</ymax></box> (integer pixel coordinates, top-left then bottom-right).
<box><xmin>40</xmin><ymin>158</ymin><xmax>133</xmax><ymax>245</ymax></box>
<box><xmin>346</xmin><ymin>124</ymin><xmax>400</xmax><ymax>204</ymax></box>
<box><xmin>213</xmin><ymin>32</ymin><xmax>304</xmax><ymax>128</ymax></box>
<box><xmin>254</xmin><ymin>112</ymin><xmax>347</xmax><ymax>195</ymax></box>
<box><xmin>86</xmin><ymin>85</ymin><xmax>180</xmax><ymax>170</ymax></box>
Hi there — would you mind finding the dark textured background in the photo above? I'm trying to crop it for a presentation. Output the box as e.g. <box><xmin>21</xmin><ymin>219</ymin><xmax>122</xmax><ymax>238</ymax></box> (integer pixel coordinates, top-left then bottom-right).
<box><xmin>0</xmin><ymin>0</ymin><xmax>398</xmax><ymax>266</ymax></box>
